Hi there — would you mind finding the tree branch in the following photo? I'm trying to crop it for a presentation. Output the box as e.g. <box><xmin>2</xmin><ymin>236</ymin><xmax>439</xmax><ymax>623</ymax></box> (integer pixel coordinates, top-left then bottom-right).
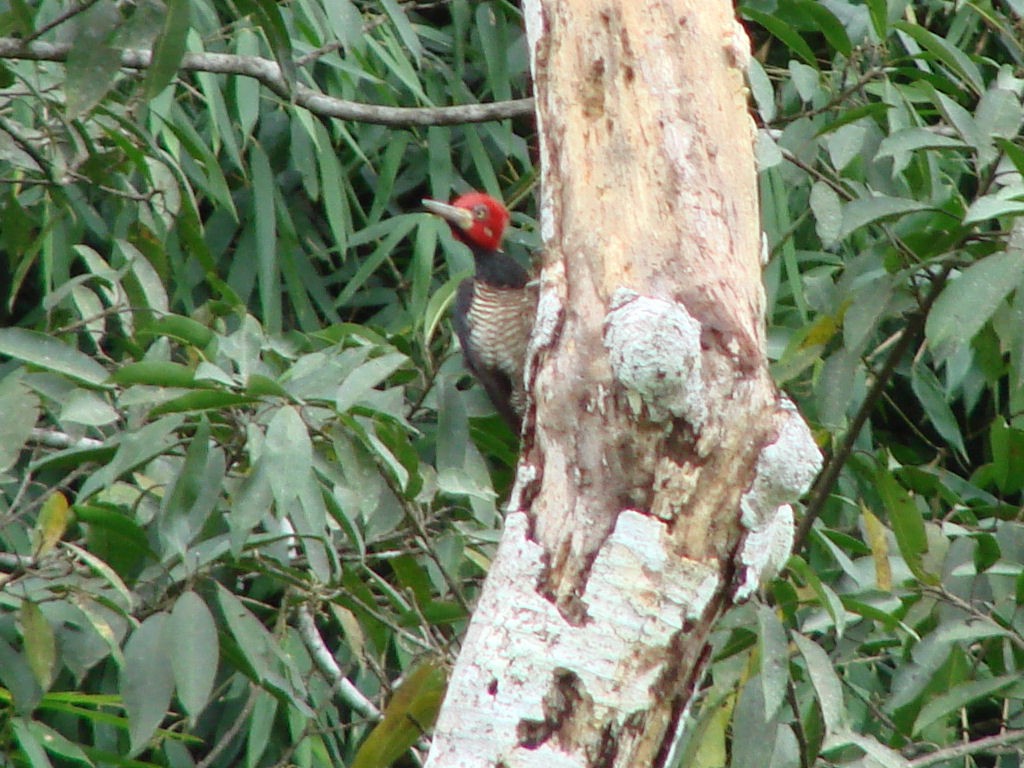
<box><xmin>907</xmin><ymin>729</ymin><xmax>1024</xmax><ymax>768</ymax></box>
<box><xmin>793</xmin><ymin>261</ymin><xmax>953</xmax><ymax>552</ymax></box>
<box><xmin>0</xmin><ymin>38</ymin><xmax>535</xmax><ymax>127</ymax></box>
<box><xmin>296</xmin><ymin>603</ymin><xmax>381</xmax><ymax>720</ymax></box>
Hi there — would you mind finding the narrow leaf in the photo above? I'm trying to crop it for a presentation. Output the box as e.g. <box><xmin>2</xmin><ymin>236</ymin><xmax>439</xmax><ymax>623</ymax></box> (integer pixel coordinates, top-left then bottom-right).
<box><xmin>32</xmin><ymin>492</ymin><xmax>70</xmax><ymax>558</ymax></box>
<box><xmin>0</xmin><ymin>638</ymin><xmax>43</xmax><ymax>714</ymax></box>
<box><xmin>11</xmin><ymin>718</ymin><xmax>53</xmax><ymax>768</ymax></box>
<box><xmin>911</xmin><ymin>363</ymin><xmax>967</xmax><ymax>459</ymax></box>
<box><xmin>142</xmin><ymin>0</ymin><xmax>190</xmax><ymax>98</ymax></box>
<box><xmin>925</xmin><ymin>251</ymin><xmax>1024</xmax><ymax>358</ymax></box>
<box><xmin>352</xmin><ymin>660</ymin><xmax>448</xmax><ymax>768</ymax></box>
<box><xmin>20</xmin><ymin>602</ymin><xmax>56</xmax><ymax>689</ymax></box>
<box><xmin>167</xmin><ymin>592</ymin><xmax>218</xmax><ymax>719</ymax></box>
<box><xmin>876</xmin><ymin>470</ymin><xmax>937</xmax><ymax>585</ymax></box>
<box><xmin>861</xmin><ymin>507</ymin><xmax>892</xmax><ymax>591</ymax></box>
<box><xmin>251</xmin><ymin>143</ymin><xmax>281</xmax><ymax>333</ymax></box>
<box><xmin>793</xmin><ymin>632</ymin><xmax>846</xmax><ymax>734</ymax></box>
<box><xmin>837</xmin><ymin>196</ymin><xmax>930</xmax><ymax>240</ymax></box>
<box><xmin>0</xmin><ymin>328</ymin><xmax>109</xmax><ymax>386</ymax></box>
<box><xmin>895</xmin><ymin>21</ymin><xmax>985</xmax><ymax>95</ymax></box>
<box><xmin>0</xmin><ymin>372</ymin><xmax>39</xmax><ymax>473</ymax></box>
<box><xmin>122</xmin><ymin>613</ymin><xmax>175</xmax><ymax>755</ymax></box>
<box><xmin>757</xmin><ymin>604</ymin><xmax>789</xmax><ymax>722</ymax></box>
<box><xmin>336</xmin><ymin>352</ymin><xmax>408</xmax><ymax>413</ymax></box>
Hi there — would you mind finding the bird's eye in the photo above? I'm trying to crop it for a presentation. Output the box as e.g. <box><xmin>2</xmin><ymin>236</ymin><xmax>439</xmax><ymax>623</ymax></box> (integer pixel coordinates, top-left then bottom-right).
<box><xmin>473</xmin><ymin>205</ymin><xmax>488</xmax><ymax>220</ymax></box>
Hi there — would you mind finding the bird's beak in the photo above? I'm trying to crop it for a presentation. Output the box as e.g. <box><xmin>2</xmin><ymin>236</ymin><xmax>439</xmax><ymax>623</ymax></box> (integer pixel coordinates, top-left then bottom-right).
<box><xmin>422</xmin><ymin>199</ymin><xmax>474</xmax><ymax>231</ymax></box>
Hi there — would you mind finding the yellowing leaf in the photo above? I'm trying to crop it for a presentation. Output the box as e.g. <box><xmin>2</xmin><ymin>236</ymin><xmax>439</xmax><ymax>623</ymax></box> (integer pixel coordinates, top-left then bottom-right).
<box><xmin>862</xmin><ymin>506</ymin><xmax>892</xmax><ymax>591</ymax></box>
<box><xmin>351</xmin><ymin>660</ymin><xmax>448</xmax><ymax>768</ymax></box>
<box><xmin>20</xmin><ymin>602</ymin><xmax>56</xmax><ymax>689</ymax></box>
<box><xmin>32</xmin><ymin>492</ymin><xmax>70</xmax><ymax>558</ymax></box>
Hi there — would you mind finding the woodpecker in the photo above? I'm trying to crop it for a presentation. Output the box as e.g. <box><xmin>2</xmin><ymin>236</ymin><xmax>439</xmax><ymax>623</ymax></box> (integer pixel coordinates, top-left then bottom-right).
<box><xmin>422</xmin><ymin>192</ymin><xmax>536</xmax><ymax>430</ymax></box>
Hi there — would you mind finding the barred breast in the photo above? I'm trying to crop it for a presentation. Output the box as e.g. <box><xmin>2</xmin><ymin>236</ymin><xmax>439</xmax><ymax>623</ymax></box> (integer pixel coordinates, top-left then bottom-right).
<box><xmin>466</xmin><ymin>281</ymin><xmax>539</xmax><ymax>413</ymax></box>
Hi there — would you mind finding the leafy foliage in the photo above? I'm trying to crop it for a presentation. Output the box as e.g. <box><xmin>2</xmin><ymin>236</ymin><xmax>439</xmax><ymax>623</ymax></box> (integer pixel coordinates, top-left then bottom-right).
<box><xmin>675</xmin><ymin>1</ymin><xmax>1024</xmax><ymax>766</ymax></box>
<box><xmin>0</xmin><ymin>0</ymin><xmax>1023</xmax><ymax>766</ymax></box>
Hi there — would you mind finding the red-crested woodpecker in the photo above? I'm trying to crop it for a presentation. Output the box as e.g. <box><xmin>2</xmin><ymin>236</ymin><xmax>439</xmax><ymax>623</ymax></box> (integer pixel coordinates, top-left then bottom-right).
<box><xmin>423</xmin><ymin>192</ymin><xmax>536</xmax><ymax>430</ymax></box>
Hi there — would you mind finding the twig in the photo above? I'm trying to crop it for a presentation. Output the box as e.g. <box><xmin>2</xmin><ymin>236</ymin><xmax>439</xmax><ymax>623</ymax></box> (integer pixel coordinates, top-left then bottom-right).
<box><xmin>0</xmin><ymin>552</ymin><xmax>34</xmax><ymax>570</ymax></box>
<box><xmin>21</xmin><ymin>0</ymin><xmax>104</xmax><ymax>44</ymax></box>
<box><xmin>0</xmin><ymin>38</ymin><xmax>535</xmax><ymax>127</ymax></box>
<box><xmin>195</xmin><ymin>684</ymin><xmax>260</xmax><ymax>768</ymax></box>
<box><xmin>295</xmin><ymin>603</ymin><xmax>381</xmax><ymax>719</ymax></box>
<box><xmin>793</xmin><ymin>261</ymin><xmax>953</xmax><ymax>551</ymax></box>
<box><xmin>906</xmin><ymin>729</ymin><xmax>1024</xmax><ymax>767</ymax></box>
<box><xmin>29</xmin><ymin>428</ymin><xmax>104</xmax><ymax>450</ymax></box>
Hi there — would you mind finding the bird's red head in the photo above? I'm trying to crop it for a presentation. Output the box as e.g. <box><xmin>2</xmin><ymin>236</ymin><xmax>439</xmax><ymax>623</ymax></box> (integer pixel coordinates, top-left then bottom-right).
<box><xmin>422</xmin><ymin>192</ymin><xmax>510</xmax><ymax>252</ymax></box>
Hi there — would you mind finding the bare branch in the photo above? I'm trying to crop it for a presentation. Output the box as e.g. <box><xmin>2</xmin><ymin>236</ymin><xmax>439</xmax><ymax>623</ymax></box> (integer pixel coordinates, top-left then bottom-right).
<box><xmin>296</xmin><ymin>603</ymin><xmax>381</xmax><ymax>719</ymax></box>
<box><xmin>907</xmin><ymin>729</ymin><xmax>1024</xmax><ymax>768</ymax></box>
<box><xmin>29</xmin><ymin>428</ymin><xmax>104</xmax><ymax>450</ymax></box>
<box><xmin>0</xmin><ymin>38</ymin><xmax>535</xmax><ymax>127</ymax></box>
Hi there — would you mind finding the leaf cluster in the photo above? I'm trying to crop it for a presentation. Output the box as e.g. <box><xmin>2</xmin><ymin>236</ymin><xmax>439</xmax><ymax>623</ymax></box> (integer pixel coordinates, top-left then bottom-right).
<box><xmin>1</xmin><ymin>0</ymin><xmax>1024</xmax><ymax>766</ymax></box>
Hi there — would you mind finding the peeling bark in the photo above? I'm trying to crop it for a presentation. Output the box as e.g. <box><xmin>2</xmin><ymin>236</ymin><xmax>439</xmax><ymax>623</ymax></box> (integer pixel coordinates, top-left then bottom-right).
<box><xmin>425</xmin><ymin>1</ymin><xmax>821</xmax><ymax>765</ymax></box>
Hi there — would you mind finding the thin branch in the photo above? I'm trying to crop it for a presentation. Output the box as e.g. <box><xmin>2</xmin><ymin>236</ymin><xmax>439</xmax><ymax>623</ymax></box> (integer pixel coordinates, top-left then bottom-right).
<box><xmin>793</xmin><ymin>261</ymin><xmax>954</xmax><ymax>551</ymax></box>
<box><xmin>906</xmin><ymin>729</ymin><xmax>1024</xmax><ymax>768</ymax></box>
<box><xmin>0</xmin><ymin>552</ymin><xmax>34</xmax><ymax>570</ymax></box>
<box><xmin>29</xmin><ymin>428</ymin><xmax>104</xmax><ymax>450</ymax></box>
<box><xmin>295</xmin><ymin>603</ymin><xmax>381</xmax><ymax>720</ymax></box>
<box><xmin>0</xmin><ymin>38</ymin><xmax>535</xmax><ymax>127</ymax></box>
<box><xmin>21</xmin><ymin>0</ymin><xmax>103</xmax><ymax>45</ymax></box>
<box><xmin>195</xmin><ymin>684</ymin><xmax>260</xmax><ymax>768</ymax></box>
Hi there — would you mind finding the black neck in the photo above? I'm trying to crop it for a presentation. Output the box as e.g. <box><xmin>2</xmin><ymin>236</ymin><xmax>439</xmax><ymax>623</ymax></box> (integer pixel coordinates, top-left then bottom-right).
<box><xmin>469</xmin><ymin>243</ymin><xmax>530</xmax><ymax>289</ymax></box>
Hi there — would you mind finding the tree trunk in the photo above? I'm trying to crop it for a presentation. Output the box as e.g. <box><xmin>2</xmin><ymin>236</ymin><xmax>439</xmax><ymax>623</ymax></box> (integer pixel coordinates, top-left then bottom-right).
<box><xmin>425</xmin><ymin>1</ymin><xmax>821</xmax><ymax>765</ymax></box>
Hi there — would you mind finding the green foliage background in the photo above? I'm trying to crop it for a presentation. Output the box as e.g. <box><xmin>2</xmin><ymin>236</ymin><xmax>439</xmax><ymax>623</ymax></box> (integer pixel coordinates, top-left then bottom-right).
<box><xmin>0</xmin><ymin>0</ymin><xmax>1022</xmax><ymax>766</ymax></box>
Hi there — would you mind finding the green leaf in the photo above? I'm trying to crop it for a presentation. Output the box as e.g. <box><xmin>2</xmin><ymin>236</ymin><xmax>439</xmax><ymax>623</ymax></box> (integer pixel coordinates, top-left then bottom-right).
<box><xmin>0</xmin><ymin>372</ymin><xmax>39</xmax><ymax>473</ymax></box>
<box><xmin>122</xmin><ymin>613</ymin><xmax>175</xmax><ymax>755</ymax></box>
<box><xmin>215</xmin><ymin>584</ymin><xmax>273</xmax><ymax>682</ymax></box>
<box><xmin>148</xmin><ymin>390</ymin><xmax>258</xmax><ymax>417</ymax></box>
<box><xmin>381</xmin><ymin>0</ymin><xmax>423</xmax><ymax>67</ymax></box>
<box><xmin>16</xmin><ymin>720</ymin><xmax>89</xmax><ymax>765</ymax></box>
<box><xmin>0</xmin><ymin>328</ymin><xmax>109</xmax><ymax>387</ymax></box>
<box><xmin>111</xmin><ymin>360</ymin><xmax>198</xmax><ymax>388</ymax></box>
<box><xmin>895</xmin><ymin>21</ymin><xmax>985</xmax><ymax>95</ymax></box>
<box><xmin>336</xmin><ymin>352</ymin><xmax>408</xmax><ymax>413</ymax></box>
<box><xmin>910</xmin><ymin>363</ymin><xmax>967</xmax><ymax>459</ymax></box>
<box><xmin>741</xmin><ymin>8</ymin><xmax>817</xmax><ymax>67</ymax></box>
<box><xmin>0</xmin><ymin>638</ymin><xmax>43</xmax><ymax>715</ymax></box>
<box><xmin>251</xmin><ymin>142</ymin><xmax>282</xmax><ymax>333</ymax></box>
<box><xmin>925</xmin><ymin>251</ymin><xmax>1024</xmax><ymax>358</ymax></box>
<box><xmin>914</xmin><ymin>675</ymin><xmax>1017</xmax><ymax>735</ymax></box>
<box><xmin>63</xmin><ymin>542</ymin><xmax>135</xmax><ymax>611</ymax></box>
<box><xmin>159</xmin><ymin>419</ymin><xmax>224</xmax><ymax>555</ymax></box>
<box><xmin>875</xmin><ymin>128</ymin><xmax>968</xmax><ymax>161</ymax></box>
<box><xmin>142</xmin><ymin>0</ymin><xmax>190</xmax><ymax>99</ymax></box>
<box><xmin>235</xmin><ymin>0</ymin><xmax>296</xmax><ymax>89</ymax></box>
<box><xmin>792</xmin><ymin>632</ymin><xmax>846</xmax><ymax>734</ymax></box>
<box><xmin>866</xmin><ymin>0</ymin><xmax>889</xmax><ymax>37</ymax></box>
<box><xmin>876</xmin><ymin>469</ymin><xmax>937</xmax><ymax>585</ymax></box>
<box><xmin>167</xmin><ymin>592</ymin><xmax>218</xmax><ymax>720</ymax></box>
<box><xmin>757</xmin><ymin>603</ymin><xmax>789</xmax><ymax>722</ymax></box>
<box><xmin>963</xmin><ymin>194</ymin><xmax>1024</xmax><ymax>225</ymax></box>
<box><xmin>809</xmin><ymin>182</ymin><xmax>842</xmax><ymax>247</ymax></box>
<box><xmin>246</xmin><ymin>690</ymin><xmax>278</xmax><ymax>765</ymax></box>
<box><xmin>800</xmin><ymin>1</ymin><xmax>851</xmax><ymax>57</ymax></box>
<box><xmin>75</xmin><ymin>503</ymin><xmax>153</xmax><ymax>577</ymax></box>
<box><xmin>11</xmin><ymin>718</ymin><xmax>53</xmax><ymax>768</ymax></box>
<box><xmin>20</xmin><ymin>602</ymin><xmax>56</xmax><ymax>690</ymax></box>
<box><xmin>65</xmin><ymin>6</ymin><xmax>121</xmax><ymax>117</ymax></box>
<box><xmin>837</xmin><ymin>196</ymin><xmax>931</xmax><ymax>240</ymax></box>
<box><xmin>77</xmin><ymin>414</ymin><xmax>185</xmax><ymax>501</ymax></box>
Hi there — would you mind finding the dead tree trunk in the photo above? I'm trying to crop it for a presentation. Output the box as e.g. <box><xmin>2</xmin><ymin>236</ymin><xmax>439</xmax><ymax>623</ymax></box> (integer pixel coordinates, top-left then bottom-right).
<box><xmin>425</xmin><ymin>1</ymin><xmax>821</xmax><ymax>765</ymax></box>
